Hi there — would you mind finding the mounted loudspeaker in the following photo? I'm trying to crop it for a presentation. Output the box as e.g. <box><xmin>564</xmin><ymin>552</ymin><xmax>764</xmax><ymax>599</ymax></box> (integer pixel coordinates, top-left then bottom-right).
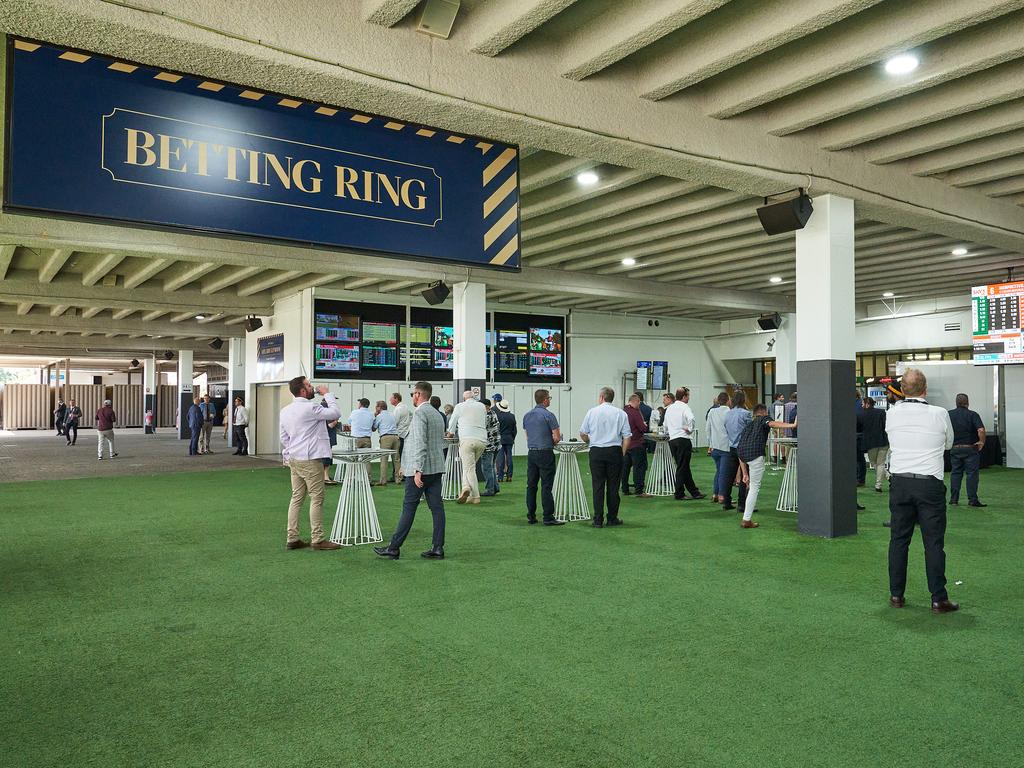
<box><xmin>209</xmin><ymin>337</ymin><xmax>224</xmax><ymax>350</ymax></box>
<box><xmin>421</xmin><ymin>281</ymin><xmax>450</xmax><ymax>306</ymax></box>
<box><xmin>757</xmin><ymin>313</ymin><xmax>782</xmax><ymax>331</ymax></box>
<box><xmin>757</xmin><ymin>190</ymin><xmax>813</xmax><ymax>236</ymax></box>
<box><xmin>244</xmin><ymin>315</ymin><xmax>264</xmax><ymax>333</ymax></box>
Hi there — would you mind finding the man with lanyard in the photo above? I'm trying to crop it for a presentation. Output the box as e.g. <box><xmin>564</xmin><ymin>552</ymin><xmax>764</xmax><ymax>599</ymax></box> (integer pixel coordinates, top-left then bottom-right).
<box><xmin>579</xmin><ymin>386</ymin><xmax>631</xmax><ymax>528</ymax></box>
<box><xmin>521</xmin><ymin>389</ymin><xmax>565</xmax><ymax>526</ymax></box>
<box><xmin>885</xmin><ymin>368</ymin><xmax>958</xmax><ymax>613</ymax></box>
<box><xmin>947</xmin><ymin>393</ymin><xmax>987</xmax><ymax>508</ymax></box>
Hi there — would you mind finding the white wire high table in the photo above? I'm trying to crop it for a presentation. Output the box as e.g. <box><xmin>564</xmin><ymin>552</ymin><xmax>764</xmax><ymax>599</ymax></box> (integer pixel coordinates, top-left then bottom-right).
<box><xmin>643</xmin><ymin>432</ymin><xmax>676</xmax><ymax>496</ymax></box>
<box><xmin>441</xmin><ymin>436</ymin><xmax>463</xmax><ymax>501</ymax></box>
<box><xmin>331</xmin><ymin>434</ymin><xmax>359</xmax><ymax>483</ymax></box>
<box><xmin>553</xmin><ymin>441</ymin><xmax>591</xmax><ymax>522</ymax></box>
<box><xmin>776</xmin><ymin>442</ymin><xmax>798</xmax><ymax>513</ymax></box>
<box><xmin>328</xmin><ymin>448</ymin><xmax>394</xmax><ymax>546</ymax></box>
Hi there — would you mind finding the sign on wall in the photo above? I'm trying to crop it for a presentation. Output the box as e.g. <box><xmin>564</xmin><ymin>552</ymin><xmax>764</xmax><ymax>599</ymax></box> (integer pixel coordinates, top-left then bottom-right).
<box><xmin>257</xmin><ymin>334</ymin><xmax>285</xmax><ymax>381</ymax></box>
<box><xmin>4</xmin><ymin>39</ymin><xmax>521</xmax><ymax>270</ymax></box>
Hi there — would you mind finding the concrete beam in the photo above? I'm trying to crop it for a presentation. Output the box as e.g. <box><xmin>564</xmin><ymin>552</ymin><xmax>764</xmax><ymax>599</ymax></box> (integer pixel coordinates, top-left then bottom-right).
<box><xmin>0</xmin><ymin>244</ymin><xmax>14</xmax><ymax>279</ymax></box>
<box><xmin>521</xmin><ymin>166</ymin><xmax>651</xmax><ymax>221</ymax></box>
<box><xmin>38</xmin><ymin>248</ymin><xmax>72</xmax><ymax>283</ymax></box>
<box><xmin>0</xmin><ymin>308</ymin><xmax>240</xmax><ymax>338</ymax></box>
<box><xmin>520</xmin><ymin>152</ymin><xmax>598</xmax><ymax>194</ymax></box>
<box><xmin>111</xmin><ymin>309</ymin><xmax>135</xmax><ymax>320</ymax></box>
<box><xmin>81</xmin><ymin>252</ymin><xmax>126</xmax><ymax>286</ymax></box>
<box><xmin>122</xmin><ymin>256</ymin><xmax>173</xmax><ymax>289</ymax></box>
<box><xmin>900</xmin><ymin>129</ymin><xmax>1024</xmax><ymax>176</ymax></box>
<box><xmin>80</xmin><ymin>306</ymin><xmax>105</xmax><ymax>319</ymax></box>
<box><xmin>463</xmin><ymin>0</ymin><xmax>580</xmax><ymax>57</ymax></box>
<box><xmin>0</xmin><ymin>335</ymin><xmax>229</xmax><ymax>358</ymax></box>
<box><xmin>362</xmin><ymin>0</ymin><xmax>420</xmax><ymax>26</ymax></box>
<box><xmin>637</xmin><ymin>0</ymin><xmax>879</xmax><ymax>101</ymax></box>
<box><xmin>943</xmin><ymin>155</ymin><xmax>1024</xmax><ymax>187</ymax></box>
<box><xmin>161</xmin><ymin>262</ymin><xmax>218</xmax><ymax>291</ymax></box>
<box><xmin>560</xmin><ymin>0</ymin><xmax>729</xmax><ymax>80</ymax></box>
<box><xmin>200</xmin><ymin>265</ymin><xmax>263</xmax><ymax>294</ymax></box>
<box><xmin>236</xmin><ymin>269</ymin><xmax>304</xmax><ymax>296</ymax></box>
<box><xmin>16</xmin><ymin>302</ymin><xmax>33</xmax><ymax>315</ymax></box>
<box><xmin>968</xmin><ymin>175</ymin><xmax>1024</xmax><ymax>197</ymax></box>
<box><xmin>142</xmin><ymin>310</ymin><xmax>168</xmax><ymax>322</ymax></box>
<box><xmin>697</xmin><ymin>0</ymin><xmax>1020</xmax><ymax>118</ymax></box>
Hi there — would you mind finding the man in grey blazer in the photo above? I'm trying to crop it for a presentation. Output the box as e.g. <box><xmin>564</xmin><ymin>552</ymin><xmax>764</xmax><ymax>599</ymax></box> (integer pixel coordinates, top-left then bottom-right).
<box><xmin>375</xmin><ymin>380</ymin><xmax>447</xmax><ymax>560</ymax></box>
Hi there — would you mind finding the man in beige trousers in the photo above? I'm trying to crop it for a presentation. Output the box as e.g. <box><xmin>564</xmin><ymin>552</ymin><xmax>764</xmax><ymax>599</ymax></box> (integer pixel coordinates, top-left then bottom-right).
<box><xmin>373</xmin><ymin>400</ymin><xmax>401</xmax><ymax>485</ymax></box>
<box><xmin>447</xmin><ymin>390</ymin><xmax>488</xmax><ymax>504</ymax></box>
<box><xmin>279</xmin><ymin>376</ymin><xmax>342</xmax><ymax>551</ymax></box>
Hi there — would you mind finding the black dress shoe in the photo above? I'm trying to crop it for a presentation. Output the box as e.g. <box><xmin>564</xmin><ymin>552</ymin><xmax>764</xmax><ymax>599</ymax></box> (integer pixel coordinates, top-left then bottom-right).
<box><xmin>968</xmin><ymin>500</ymin><xmax>987</xmax><ymax>507</ymax></box>
<box><xmin>543</xmin><ymin>519</ymin><xmax>565</xmax><ymax>526</ymax></box>
<box><xmin>592</xmin><ymin>519</ymin><xmax>604</xmax><ymax>528</ymax></box>
<box><xmin>931</xmin><ymin>600</ymin><xmax>959</xmax><ymax>614</ymax></box>
<box><xmin>421</xmin><ymin>547</ymin><xmax>444</xmax><ymax>559</ymax></box>
<box><xmin>606</xmin><ymin>518</ymin><xmax>623</xmax><ymax>526</ymax></box>
<box><xmin>856</xmin><ymin>504</ymin><xmax>866</xmax><ymax>511</ymax></box>
<box><xmin>373</xmin><ymin>546</ymin><xmax>400</xmax><ymax>559</ymax></box>
<box><xmin>890</xmin><ymin>596</ymin><xmax>905</xmax><ymax>608</ymax></box>
<box><xmin>722</xmin><ymin>503</ymin><xmax>735</xmax><ymax>511</ymax></box>
<box><xmin>689</xmin><ymin>492</ymin><xmax>707</xmax><ymax>500</ymax></box>
<box><xmin>949</xmin><ymin>500</ymin><xmax>959</xmax><ymax>506</ymax></box>
<box><xmin>527</xmin><ymin>517</ymin><xmax>538</xmax><ymax>525</ymax></box>
<box><xmin>883</xmin><ymin>519</ymin><xmax>892</xmax><ymax>527</ymax></box>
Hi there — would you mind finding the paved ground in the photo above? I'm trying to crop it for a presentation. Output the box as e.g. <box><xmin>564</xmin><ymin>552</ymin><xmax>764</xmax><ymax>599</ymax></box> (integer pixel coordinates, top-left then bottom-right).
<box><xmin>0</xmin><ymin>428</ymin><xmax>278</xmax><ymax>483</ymax></box>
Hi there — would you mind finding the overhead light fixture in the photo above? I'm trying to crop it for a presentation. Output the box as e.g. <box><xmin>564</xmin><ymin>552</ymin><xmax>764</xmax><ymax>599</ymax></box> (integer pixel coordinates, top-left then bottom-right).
<box><xmin>209</xmin><ymin>337</ymin><xmax>224</xmax><ymax>350</ymax></box>
<box><xmin>621</xmin><ymin>257</ymin><xmax>636</xmax><ymax>266</ymax></box>
<box><xmin>769</xmin><ymin>276</ymin><xmax>783</xmax><ymax>284</ymax></box>
<box><xmin>576</xmin><ymin>171</ymin><xmax>599</xmax><ymax>186</ymax></box>
<box><xmin>884</xmin><ymin>54</ymin><xmax>919</xmax><ymax>75</ymax></box>
<box><xmin>951</xmin><ymin>247</ymin><xmax>968</xmax><ymax>256</ymax></box>
<box><xmin>882</xmin><ymin>291</ymin><xmax>895</xmax><ymax>298</ymax></box>
<box><xmin>195</xmin><ymin>314</ymin><xmax>206</xmax><ymax>320</ymax></box>
<box><xmin>244</xmin><ymin>315</ymin><xmax>264</xmax><ymax>333</ymax></box>
<box><xmin>756</xmin><ymin>189</ymin><xmax>813</xmax><ymax>235</ymax></box>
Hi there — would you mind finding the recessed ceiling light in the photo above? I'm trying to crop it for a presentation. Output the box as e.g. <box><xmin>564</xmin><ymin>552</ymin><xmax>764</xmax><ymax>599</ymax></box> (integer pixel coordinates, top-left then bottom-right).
<box><xmin>884</xmin><ymin>54</ymin><xmax>919</xmax><ymax>75</ymax></box>
<box><xmin>951</xmin><ymin>247</ymin><xmax>968</xmax><ymax>256</ymax></box>
<box><xmin>769</xmin><ymin>276</ymin><xmax>783</xmax><ymax>284</ymax></box>
<box><xmin>621</xmin><ymin>257</ymin><xmax>636</xmax><ymax>266</ymax></box>
<box><xmin>576</xmin><ymin>171</ymin><xmax>599</xmax><ymax>186</ymax></box>
<box><xmin>882</xmin><ymin>291</ymin><xmax>895</xmax><ymax>298</ymax></box>
<box><xmin>195</xmin><ymin>314</ymin><xmax>206</xmax><ymax>320</ymax></box>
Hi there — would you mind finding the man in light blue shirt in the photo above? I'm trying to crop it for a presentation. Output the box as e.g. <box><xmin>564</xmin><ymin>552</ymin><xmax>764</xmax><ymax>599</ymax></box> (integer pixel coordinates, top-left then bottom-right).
<box><xmin>348</xmin><ymin>398</ymin><xmax>374</xmax><ymax>448</ymax></box>
<box><xmin>373</xmin><ymin>400</ymin><xmax>400</xmax><ymax>485</ymax></box>
<box><xmin>522</xmin><ymin>389</ymin><xmax>563</xmax><ymax>526</ymax></box>
<box><xmin>580</xmin><ymin>386</ymin><xmax>631</xmax><ymax>528</ymax></box>
<box><xmin>722</xmin><ymin>390</ymin><xmax>751</xmax><ymax>511</ymax></box>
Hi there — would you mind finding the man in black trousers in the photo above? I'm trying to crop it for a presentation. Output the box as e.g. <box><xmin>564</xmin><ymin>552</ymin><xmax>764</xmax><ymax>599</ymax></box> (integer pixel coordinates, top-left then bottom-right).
<box><xmin>948</xmin><ymin>393</ymin><xmax>987</xmax><ymax>507</ymax></box>
<box><xmin>885</xmin><ymin>368</ymin><xmax>958</xmax><ymax>613</ymax></box>
<box><xmin>580</xmin><ymin>386</ymin><xmax>631</xmax><ymax>527</ymax></box>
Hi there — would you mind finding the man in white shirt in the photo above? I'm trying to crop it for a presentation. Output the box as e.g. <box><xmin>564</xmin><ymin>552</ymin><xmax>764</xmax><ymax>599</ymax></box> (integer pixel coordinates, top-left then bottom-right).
<box><xmin>279</xmin><ymin>376</ymin><xmax>342</xmax><ymax>551</ymax></box>
<box><xmin>663</xmin><ymin>386</ymin><xmax>705</xmax><ymax>501</ymax></box>
<box><xmin>447</xmin><ymin>391</ymin><xmax>488</xmax><ymax>504</ymax></box>
<box><xmin>232</xmin><ymin>396</ymin><xmax>249</xmax><ymax>456</ymax></box>
<box><xmin>885</xmin><ymin>368</ymin><xmax>957</xmax><ymax>614</ymax></box>
<box><xmin>391</xmin><ymin>392</ymin><xmax>412</xmax><ymax>479</ymax></box>
<box><xmin>580</xmin><ymin>386</ymin><xmax>631</xmax><ymax>527</ymax></box>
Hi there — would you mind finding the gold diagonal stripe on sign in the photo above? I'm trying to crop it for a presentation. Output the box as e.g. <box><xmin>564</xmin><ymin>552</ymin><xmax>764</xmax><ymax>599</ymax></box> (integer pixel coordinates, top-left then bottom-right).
<box><xmin>483</xmin><ymin>147</ymin><xmax>516</xmax><ymax>186</ymax></box>
<box><xmin>238</xmin><ymin>89</ymin><xmax>263</xmax><ymax>100</ymax></box>
<box><xmin>14</xmin><ymin>40</ymin><xmax>41</xmax><ymax>52</ymax></box>
<box><xmin>59</xmin><ymin>51</ymin><xmax>91</xmax><ymax>63</ymax></box>
<box><xmin>446</xmin><ymin>135</ymin><xmax>465</xmax><ymax>144</ymax></box>
<box><xmin>155</xmin><ymin>72</ymin><xmax>183</xmax><ymax>83</ymax></box>
<box><xmin>416</xmin><ymin>128</ymin><xmax>436</xmax><ymax>137</ymax></box>
<box><xmin>483</xmin><ymin>173</ymin><xmax>517</xmax><ymax>218</ymax></box>
<box><xmin>351</xmin><ymin>114</ymin><xmax>372</xmax><ymax>124</ymax></box>
<box><xmin>484</xmin><ymin>204</ymin><xmax>518</xmax><ymax>251</ymax></box>
<box><xmin>198</xmin><ymin>81</ymin><xmax>224</xmax><ymax>92</ymax></box>
<box><xmin>489</xmin><ymin>237</ymin><xmax>519</xmax><ymax>266</ymax></box>
<box><xmin>476</xmin><ymin>142</ymin><xmax>493</xmax><ymax>154</ymax></box>
<box><xmin>108</xmin><ymin>62</ymin><xmax>138</xmax><ymax>73</ymax></box>
<box><xmin>278</xmin><ymin>98</ymin><xmax>302</xmax><ymax>108</ymax></box>
<box><xmin>315</xmin><ymin>106</ymin><xmax>338</xmax><ymax>116</ymax></box>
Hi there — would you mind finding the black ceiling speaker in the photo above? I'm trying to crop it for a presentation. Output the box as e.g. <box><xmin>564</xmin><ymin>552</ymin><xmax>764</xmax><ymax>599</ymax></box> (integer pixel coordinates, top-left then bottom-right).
<box><xmin>757</xmin><ymin>313</ymin><xmax>783</xmax><ymax>331</ymax></box>
<box><xmin>244</xmin><ymin>315</ymin><xmax>263</xmax><ymax>333</ymax></box>
<box><xmin>757</xmin><ymin>190</ymin><xmax>813</xmax><ymax>236</ymax></box>
<box><xmin>163</xmin><ymin>351</ymin><xmax>174</xmax><ymax>361</ymax></box>
<box><xmin>421</xmin><ymin>281</ymin><xmax>450</xmax><ymax>306</ymax></box>
<box><xmin>130</xmin><ymin>358</ymin><xmax>140</xmax><ymax>367</ymax></box>
<box><xmin>209</xmin><ymin>337</ymin><xmax>224</xmax><ymax>350</ymax></box>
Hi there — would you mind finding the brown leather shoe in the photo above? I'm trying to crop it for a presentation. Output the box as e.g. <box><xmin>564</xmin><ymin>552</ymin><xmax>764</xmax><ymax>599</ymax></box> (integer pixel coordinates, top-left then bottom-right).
<box><xmin>890</xmin><ymin>596</ymin><xmax>905</xmax><ymax>608</ymax></box>
<box><xmin>286</xmin><ymin>539</ymin><xmax>309</xmax><ymax>550</ymax></box>
<box><xmin>740</xmin><ymin>520</ymin><xmax>759</xmax><ymax>528</ymax></box>
<box><xmin>457</xmin><ymin>489</ymin><xmax>470</xmax><ymax>504</ymax></box>
<box><xmin>312</xmin><ymin>540</ymin><xmax>341</xmax><ymax>550</ymax></box>
<box><xmin>931</xmin><ymin>600</ymin><xmax>960</xmax><ymax>614</ymax></box>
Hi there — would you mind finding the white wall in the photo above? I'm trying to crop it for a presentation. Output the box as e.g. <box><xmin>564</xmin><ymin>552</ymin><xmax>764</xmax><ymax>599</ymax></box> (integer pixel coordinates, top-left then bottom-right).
<box><xmin>1005</xmin><ymin>365</ymin><xmax>1024</xmax><ymax>469</ymax></box>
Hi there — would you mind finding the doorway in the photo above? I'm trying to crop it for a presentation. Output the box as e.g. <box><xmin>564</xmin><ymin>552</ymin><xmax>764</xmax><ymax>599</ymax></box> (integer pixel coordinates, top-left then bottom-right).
<box><xmin>255</xmin><ymin>383</ymin><xmax>290</xmax><ymax>456</ymax></box>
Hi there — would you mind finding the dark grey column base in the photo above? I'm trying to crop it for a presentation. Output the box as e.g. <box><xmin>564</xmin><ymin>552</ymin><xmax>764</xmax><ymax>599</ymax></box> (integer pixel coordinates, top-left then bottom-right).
<box><xmin>453</xmin><ymin>378</ymin><xmax>486</xmax><ymax>405</ymax></box>
<box><xmin>796</xmin><ymin>359</ymin><xmax>857</xmax><ymax>538</ymax></box>
<box><xmin>144</xmin><ymin>393</ymin><xmax>155</xmax><ymax>434</ymax></box>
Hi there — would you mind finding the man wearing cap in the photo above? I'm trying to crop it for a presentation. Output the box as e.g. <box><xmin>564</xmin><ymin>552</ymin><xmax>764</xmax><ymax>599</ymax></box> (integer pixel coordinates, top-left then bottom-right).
<box><xmin>885</xmin><ymin>368</ymin><xmax>958</xmax><ymax>614</ymax></box>
<box><xmin>494</xmin><ymin>397</ymin><xmax>517</xmax><ymax>481</ymax></box>
<box><xmin>96</xmin><ymin>399</ymin><xmax>118</xmax><ymax>460</ymax></box>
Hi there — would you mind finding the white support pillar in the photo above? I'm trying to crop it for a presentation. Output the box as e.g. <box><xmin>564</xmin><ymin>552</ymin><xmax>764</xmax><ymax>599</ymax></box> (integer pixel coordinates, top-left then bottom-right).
<box><xmin>795</xmin><ymin>194</ymin><xmax>857</xmax><ymax>538</ymax></box>
<box><xmin>227</xmin><ymin>338</ymin><xmax>246</xmax><ymax>448</ymax></box>
<box><xmin>177</xmin><ymin>349</ymin><xmax>194</xmax><ymax>440</ymax></box>
<box><xmin>452</xmin><ymin>280</ymin><xmax>487</xmax><ymax>401</ymax></box>
<box><xmin>774</xmin><ymin>313</ymin><xmax>797</xmax><ymax>391</ymax></box>
<box><xmin>143</xmin><ymin>355</ymin><xmax>156</xmax><ymax>433</ymax></box>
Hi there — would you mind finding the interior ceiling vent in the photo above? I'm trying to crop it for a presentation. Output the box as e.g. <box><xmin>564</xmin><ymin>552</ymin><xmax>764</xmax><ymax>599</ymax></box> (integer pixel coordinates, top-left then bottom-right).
<box><xmin>944</xmin><ymin>322</ymin><xmax>962</xmax><ymax>332</ymax></box>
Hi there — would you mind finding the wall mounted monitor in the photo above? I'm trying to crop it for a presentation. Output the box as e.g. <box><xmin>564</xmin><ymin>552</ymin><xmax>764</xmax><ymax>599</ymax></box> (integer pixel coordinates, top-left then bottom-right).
<box><xmin>401</xmin><ymin>324</ymin><xmax>433</xmax><ymax>346</ymax></box>
<box><xmin>362</xmin><ymin>321</ymin><xmax>398</xmax><ymax>345</ymax></box>
<box><xmin>497</xmin><ymin>329</ymin><xmax>529</xmax><ymax>371</ymax></box>
<box><xmin>315</xmin><ymin>343</ymin><xmax>359</xmax><ymax>373</ymax></box>
<box><xmin>314</xmin><ymin>312</ymin><xmax>360</xmax><ymax>342</ymax></box>
<box><xmin>434</xmin><ymin>348</ymin><xmax>454</xmax><ymax>370</ymax></box>
<box><xmin>434</xmin><ymin>326</ymin><xmax>454</xmax><ymax>349</ymax></box>
<box><xmin>652</xmin><ymin>361</ymin><xmax>669</xmax><ymax>391</ymax></box>
<box><xmin>529</xmin><ymin>328</ymin><xmax>562</xmax><ymax>353</ymax></box>
<box><xmin>530</xmin><ymin>352</ymin><xmax>561</xmax><ymax>377</ymax></box>
<box><xmin>400</xmin><ymin>346</ymin><xmax>433</xmax><ymax>370</ymax></box>
<box><xmin>636</xmin><ymin>361</ymin><xmax>652</xmax><ymax>390</ymax></box>
<box><xmin>972</xmin><ymin>282</ymin><xmax>1024</xmax><ymax>364</ymax></box>
<box><xmin>363</xmin><ymin>345</ymin><xmax>398</xmax><ymax>368</ymax></box>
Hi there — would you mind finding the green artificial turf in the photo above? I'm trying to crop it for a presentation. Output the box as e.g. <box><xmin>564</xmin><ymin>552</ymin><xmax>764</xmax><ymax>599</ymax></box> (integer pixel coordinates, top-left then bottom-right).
<box><xmin>2</xmin><ymin>456</ymin><xmax>1022</xmax><ymax>768</ymax></box>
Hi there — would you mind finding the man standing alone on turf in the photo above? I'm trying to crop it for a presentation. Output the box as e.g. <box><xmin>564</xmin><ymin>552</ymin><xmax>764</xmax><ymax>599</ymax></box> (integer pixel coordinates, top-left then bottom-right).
<box><xmin>664</xmin><ymin>387</ymin><xmax>705</xmax><ymax>501</ymax></box>
<box><xmin>580</xmin><ymin>387</ymin><xmax>631</xmax><ymax>528</ymax></box>
<box><xmin>522</xmin><ymin>389</ymin><xmax>564</xmax><ymax>526</ymax></box>
<box><xmin>279</xmin><ymin>377</ymin><xmax>342</xmax><ymax>551</ymax></box>
<box><xmin>96</xmin><ymin>399</ymin><xmax>118</xmax><ymax>460</ymax></box>
<box><xmin>885</xmin><ymin>368</ymin><xmax>957</xmax><ymax>613</ymax></box>
<box><xmin>187</xmin><ymin>396</ymin><xmax>203</xmax><ymax>456</ymax></box>
<box><xmin>375</xmin><ymin>380</ymin><xmax>447</xmax><ymax>560</ymax></box>
<box><xmin>948</xmin><ymin>393</ymin><xmax>987</xmax><ymax>508</ymax></box>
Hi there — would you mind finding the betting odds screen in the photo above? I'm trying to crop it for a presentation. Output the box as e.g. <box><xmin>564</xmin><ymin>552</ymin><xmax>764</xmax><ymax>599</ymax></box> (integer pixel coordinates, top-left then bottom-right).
<box><xmin>972</xmin><ymin>282</ymin><xmax>1024</xmax><ymax>364</ymax></box>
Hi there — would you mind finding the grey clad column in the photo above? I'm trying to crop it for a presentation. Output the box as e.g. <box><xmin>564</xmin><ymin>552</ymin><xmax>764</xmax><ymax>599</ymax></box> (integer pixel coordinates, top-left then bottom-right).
<box><xmin>795</xmin><ymin>195</ymin><xmax>857</xmax><ymax>538</ymax></box>
<box><xmin>177</xmin><ymin>349</ymin><xmax>194</xmax><ymax>441</ymax></box>
<box><xmin>452</xmin><ymin>281</ymin><xmax>486</xmax><ymax>402</ymax></box>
